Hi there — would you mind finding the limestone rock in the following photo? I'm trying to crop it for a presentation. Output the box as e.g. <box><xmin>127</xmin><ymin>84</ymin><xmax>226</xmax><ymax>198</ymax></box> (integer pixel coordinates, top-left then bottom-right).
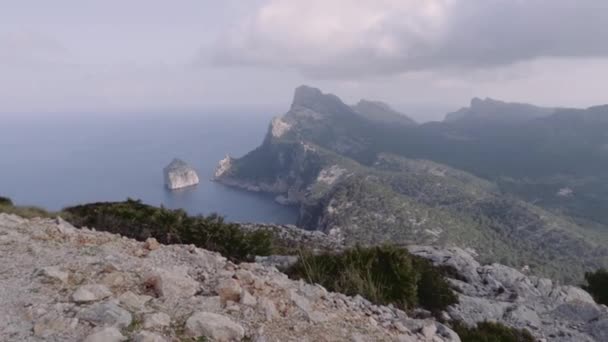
<box><xmin>185</xmin><ymin>311</ymin><xmax>245</xmax><ymax>341</ymax></box>
<box><xmin>72</xmin><ymin>284</ymin><xmax>112</xmax><ymax>303</ymax></box>
<box><xmin>143</xmin><ymin>312</ymin><xmax>171</xmax><ymax>329</ymax></box>
<box><xmin>83</xmin><ymin>327</ymin><xmax>126</xmax><ymax>342</ymax></box>
<box><xmin>217</xmin><ymin>278</ymin><xmax>242</xmax><ymax>304</ymax></box>
<box><xmin>38</xmin><ymin>266</ymin><xmax>69</xmax><ymax>284</ymax></box>
<box><xmin>118</xmin><ymin>291</ymin><xmax>151</xmax><ymax>312</ymax></box>
<box><xmin>133</xmin><ymin>331</ymin><xmax>168</xmax><ymax>342</ymax></box>
<box><xmin>163</xmin><ymin>158</ymin><xmax>199</xmax><ymax>190</ymax></box>
<box><xmin>259</xmin><ymin>297</ymin><xmax>279</xmax><ymax>322</ymax></box>
<box><xmin>77</xmin><ymin>301</ymin><xmax>133</xmax><ymax>329</ymax></box>
<box><xmin>144</xmin><ymin>237</ymin><xmax>160</xmax><ymax>251</ymax></box>
<box><xmin>240</xmin><ymin>289</ymin><xmax>257</xmax><ymax>306</ymax></box>
<box><xmin>144</xmin><ymin>267</ymin><xmax>198</xmax><ymax>299</ymax></box>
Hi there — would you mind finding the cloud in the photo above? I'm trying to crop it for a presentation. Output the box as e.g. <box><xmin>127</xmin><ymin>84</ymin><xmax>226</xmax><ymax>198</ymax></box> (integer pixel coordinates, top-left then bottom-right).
<box><xmin>212</xmin><ymin>0</ymin><xmax>608</xmax><ymax>78</ymax></box>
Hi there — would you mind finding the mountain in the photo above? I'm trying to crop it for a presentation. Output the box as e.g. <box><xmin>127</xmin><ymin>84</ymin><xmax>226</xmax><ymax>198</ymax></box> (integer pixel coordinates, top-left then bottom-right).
<box><xmin>215</xmin><ymin>86</ymin><xmax>608</xmax><ymax>283</ymax></box>
<box><xmin>352</xmin><ymin>99</ymin><xmax>417</xmax><ymax>127</ymax></box>
<box><xmin>444</xmin><ymin>97</ymin><xmax>556</xmax><ymax>125</ymax></box>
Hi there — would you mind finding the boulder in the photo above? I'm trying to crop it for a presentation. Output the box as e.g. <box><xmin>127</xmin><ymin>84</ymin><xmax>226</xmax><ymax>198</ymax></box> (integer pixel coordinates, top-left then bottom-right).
<box><xmin>83</xmin><ymin>327</ymin><xmax>126</xmax><ymax>342</ymax></box>
<box><xmin>216</xmin><ymin>278</ymin><xmax>241</xmax><ymax>304</ymax></box>
<box><xmin>72</xmin><ymin>284</ymin><xmax>112</xmax><ymax>303</ymax></box>
<box><xmin>77</xmin><ymin>301</ymin><xmax>132</xmax><ymax>329</ymax></box>
<box><xmin>143</xmin><ymin>312</ymin><xmax>171</xmax><ymax>329</ymax></box>
<box><xmin>37</xmin><ymin>266</ymin><xmax>69</xmax><ymax>284</ymax></box>
<box><xmin>144</xmin><ymin>267</ymin><xmax>198</xmax><ymax>300</ymax></box>
<box><xmin>185</xmin><ymin>311</ymin><xmax>245</xmax><ymax>341</ymax></box>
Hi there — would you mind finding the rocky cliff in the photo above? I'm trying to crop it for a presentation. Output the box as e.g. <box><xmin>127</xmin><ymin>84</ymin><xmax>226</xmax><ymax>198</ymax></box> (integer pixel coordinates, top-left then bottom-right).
<box><xmin>164</xmin><ymin>159</ymin><xmax>199</xmax><ymax>190</ymax></box>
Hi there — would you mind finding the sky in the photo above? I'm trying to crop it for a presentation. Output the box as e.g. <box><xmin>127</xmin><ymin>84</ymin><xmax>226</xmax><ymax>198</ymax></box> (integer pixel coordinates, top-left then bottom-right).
<box><xmin>2</xmin><ymin>0</ymin><xmax>608</xmax><ymax>121</ymax></box>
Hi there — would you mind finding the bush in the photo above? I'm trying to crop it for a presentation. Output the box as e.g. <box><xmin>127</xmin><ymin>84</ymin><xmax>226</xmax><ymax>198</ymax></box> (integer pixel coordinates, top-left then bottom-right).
<box><xmin>413</xmin><ymin>257</ymin><xmax>459</xmax><ymax>312</ymax></box>
<box><xmin>63</xmin><ymin>199</ymin><xmax>274</xmax><ymax>262</ymax></box>
<box><xmin>451</xmin><ymin>321</ymin><xmax>535</xmax><ymax>342</ymax></box>
<box><xmin>0</xmin><ymin>196</ymin><xmax>13</xmax><ymax>206</ymax></box>
<box><xmin>583</xmin><ymin>269</ymin><xmax>608</xmax><ymax>305</ymax></box>
<box><xmin>286</xmin><ymin>245</ymin><xmax>457</xmax><ymax>311</ymax></box>
<box><xmin>0</xmin><ymin>196</ymin><xmax>56</xmax><ymax>219</ymax></box>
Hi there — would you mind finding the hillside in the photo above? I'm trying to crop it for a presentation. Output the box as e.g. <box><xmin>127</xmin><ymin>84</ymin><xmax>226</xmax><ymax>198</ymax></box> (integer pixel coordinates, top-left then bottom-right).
<box><xmin>214</xmin><ymin>86</ymin><xmax>608</xmax><ymax>283</ymax></box>
<box><xmin>2</xmin><ymin>209</ymin><xmax>607</xmax><ymax>341</ymax></box>
<box><xmin>0</xmin><ymin>213</ymin><xmax>459</xmax><ymax>342</ymax></box>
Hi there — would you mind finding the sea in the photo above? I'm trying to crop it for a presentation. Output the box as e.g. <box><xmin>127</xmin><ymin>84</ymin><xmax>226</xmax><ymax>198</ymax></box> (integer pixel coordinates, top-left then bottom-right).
<box><xmin>0</xmin><ymin>112</ymin><xmax>298</xmax><ymax>224</ymax></box>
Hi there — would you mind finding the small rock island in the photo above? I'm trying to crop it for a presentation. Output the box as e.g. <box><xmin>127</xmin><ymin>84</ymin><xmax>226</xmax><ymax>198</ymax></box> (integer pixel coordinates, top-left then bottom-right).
<box><xmin>164</xmin><ymin>158</ymin><xmax>200</xmax><ymax>190</ymax></box>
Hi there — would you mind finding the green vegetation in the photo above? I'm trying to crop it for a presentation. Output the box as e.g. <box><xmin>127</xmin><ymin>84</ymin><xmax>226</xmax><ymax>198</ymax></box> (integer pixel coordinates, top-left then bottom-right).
<box><xmin>451</xmin><ymin>321</ymin><xmax>535</xmax><ymax>342</ymax></box>
<box><xmin>0</xmin><ymin>196</ymin><xmax>57</xmax><ymax>219</ymax></box>
<box><xmin>64</xmin><ymin>199</ymin><xmax>274</xmax><ymax>262</ymax></box>
<box><xmin>286</xmin><ymin>245</ymin><xmax>458</xmax><ymax>312</ymax></box>
<box><xmin>583</xmin><ymin>269</ymin><xmax>608</xmax><ymax>305</ymax></box>
<box><xmin>0</xmin><ymin>196</ymin><xmax>13</xmax><ymax>206</ymax></box>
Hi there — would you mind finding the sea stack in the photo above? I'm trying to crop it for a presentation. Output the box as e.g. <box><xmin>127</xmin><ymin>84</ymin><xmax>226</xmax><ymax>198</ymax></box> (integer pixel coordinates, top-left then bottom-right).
<box><xmin>164</xmin><ymin>158</ymin><xmax>200</xmax><ymax>190</ymax></box>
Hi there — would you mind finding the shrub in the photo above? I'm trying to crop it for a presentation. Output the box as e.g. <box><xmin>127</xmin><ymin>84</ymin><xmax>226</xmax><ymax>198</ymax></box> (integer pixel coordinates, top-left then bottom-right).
<box><xmin>0</xmin><ymin>196</ymin><xmax>56</xmax><ymax>219</ymax></box>
<box><xmin>413</xmin><ymin>257</ymin><xmax>459</xmax><ymax>312</ymax></box>
<box><xmin>286</xmin><ymin>245</ymin><xmax>457</xmax><ymax>311</ymax></box>
<box><xmin>0</xmin><ymin>196</ymin><xmax>13</xmax><ymax>206</ymax></box>
<box><xmin>583</xmin><ymin>268</ymin><xmax>608</xmax><ymax>305</ymax></box>
<box><xmin>63</xmin><ymin>199</ymin><xmax>274</xmax><ymax>262</ymax></box>
<box><xmin>451</xmin><ymin>321</ymin><xmax>535</xmax><ymax>342</ymax></box>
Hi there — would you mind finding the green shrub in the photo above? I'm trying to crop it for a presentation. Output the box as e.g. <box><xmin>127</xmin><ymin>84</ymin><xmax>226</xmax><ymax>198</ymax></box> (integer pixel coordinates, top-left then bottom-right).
<box><xmin>413</xmin><ymin>257</ymin><xmax>459</xmax><ymax>312</ymax></box>
<box><xmin>0</xmin><ymin>196</ymin><xmax>13</xmax><ymax>206</ymax></box>
<box><xmin>0</xmin><ymin>196</ymin><xmax>56</xmax><ymax>219</ymax></box>
<box><xmin>583</xmin><ymin>268</ymin><xmax>608</xmax><ymax>305</ymax></box>
<box><xmin>63</xmin><ymin>199</ymin><xmax>274</xmax><ymax>262</ymax></box>
<box><xmin>451</xmin><ymin>321</ymin><xmax>535</xmax><ymax>342</ymax></box>
<box><xmin>286</xmin><ymin>245</ymin><xmax>457</xmax><ymax>311</ymax></box>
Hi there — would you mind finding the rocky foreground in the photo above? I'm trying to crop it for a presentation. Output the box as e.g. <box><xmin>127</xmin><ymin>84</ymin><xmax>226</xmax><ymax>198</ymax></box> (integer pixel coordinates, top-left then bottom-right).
<box><xmin>0</xmin><ymin>213</ymin><xmax>458</xmax><ymax>342</ymax></box>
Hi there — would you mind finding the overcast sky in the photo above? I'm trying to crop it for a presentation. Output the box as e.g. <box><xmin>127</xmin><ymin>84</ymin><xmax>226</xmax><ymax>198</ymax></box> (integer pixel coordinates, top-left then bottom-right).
<box><xmin>2</xmin><ymin>0</ymin><xmax>608</xmax><ymax>121</ymax></box>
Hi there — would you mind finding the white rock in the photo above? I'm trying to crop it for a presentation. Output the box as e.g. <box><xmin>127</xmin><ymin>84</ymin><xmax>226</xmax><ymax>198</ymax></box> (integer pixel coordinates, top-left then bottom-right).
<box><xmin>259</xmin><ymin>297</ymin><xmax>279</xmax><ymax>322</ymax></box>
<box><xmin>217</xmin><ymin>278</ymin><xmax>241</xmax><ymax>304</ymax></box>
<box><xmin>235</xmin><ymin>269</ymin><xmax>256</xmax><ymax>284</ymax></box>
<box><xmin>185</xmin><ymin>311</ymin><xmax>245</xmax><ymax>341</ymax></box>
<box><xmin>83</xmin><ymin>327</ymin><xmax>126</xmax><ymax>342</ymax></box>
<box><xmin>133</xmin><ymin>331</ymin><xmax>168</xmax><ymax>342</ymax></box>
<box><xmin>118</xmin><ymin>291</ymin><xmax>151</xmax><ymax>312</ymax></box>
<box><xmin>144</xmin><ymin>237</ymin><xmax>160</xmax><ymax>251</ymax></box>
<box><xmin>214</xmin><ymin>155</ymin><xmax>233</xmax><ymax>179</ymax></box>
<box><xmin>143</xmin><ymin>312</ymin><xmax>171</xmax><ymax>329</ymax></box>
<box><xmin>38</xmin><ymin>266</ymin><xmax>69</xmax><ymax>283</ymax></box>
<box><xmin>77</xmin><ymin>301</ymin><xmax>132</xmax><ymax>329</ymax></box>
<box><xmin>164</xmin><ymin>158</ymin><xmax>199</xmax><ymax>190</ymax></box>
<box><xmin>240</xmin><ymin>289</ymin><xmax>257</xmax><ymax>306</ymax></box>
<box><xmin>72</xmin><ymin>284</ymin><xmax>112</xmax><ymax>303</ymax></box>
<box><xmin>144</xmin><ymin>267</ymin><xmax>198</xmax><ymax>299</ymax></box>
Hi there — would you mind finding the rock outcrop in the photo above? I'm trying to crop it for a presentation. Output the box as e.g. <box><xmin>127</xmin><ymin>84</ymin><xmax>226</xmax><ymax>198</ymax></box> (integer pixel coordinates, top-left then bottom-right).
<box><xmin>409</xmin><ymin>246</ymin><xmax>608</xmax><ymax>342</ymax></box>
<box><xmin>0</xmin><ymin>213</ymin><xmax>459</xmax><ymax>341</ymax></box>
<box><xmin>163</xmin><ymin>158</ymin><xmax>199</xmax><ymax>190</ymax></box>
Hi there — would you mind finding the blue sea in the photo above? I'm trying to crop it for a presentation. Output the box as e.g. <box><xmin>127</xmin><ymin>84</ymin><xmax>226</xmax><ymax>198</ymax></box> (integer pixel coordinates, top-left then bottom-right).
<box><xmin>0</xmin><ymin>112</ymin><xmax>298</xmax><ymax>224</ymax></box>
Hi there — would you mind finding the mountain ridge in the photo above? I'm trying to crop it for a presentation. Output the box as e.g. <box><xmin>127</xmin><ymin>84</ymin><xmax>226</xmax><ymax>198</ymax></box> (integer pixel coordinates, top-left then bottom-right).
<box><xmin>214</xmin><ymin>85</ymin><xmax>608</xmax><ymax>283</ymax></box>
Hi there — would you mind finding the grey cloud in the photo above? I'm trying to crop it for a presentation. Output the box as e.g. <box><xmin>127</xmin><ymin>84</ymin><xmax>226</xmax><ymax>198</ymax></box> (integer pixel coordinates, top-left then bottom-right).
<box><xmin>212</xmin><ymin>0</ymin><xmax>608</xmax><ymax>78</ymax></box>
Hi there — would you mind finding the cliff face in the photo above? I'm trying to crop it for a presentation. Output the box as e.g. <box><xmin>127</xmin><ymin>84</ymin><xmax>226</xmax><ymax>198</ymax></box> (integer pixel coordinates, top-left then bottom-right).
<box><xmin>213</xmin><ymin>86</ymin><xmax>608</xmax><ymax>284</ymax></box>
<box><xmin>164</xmin><ymin>158</ymin><xmax>199</xmax><ymax>190</ymax></box>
